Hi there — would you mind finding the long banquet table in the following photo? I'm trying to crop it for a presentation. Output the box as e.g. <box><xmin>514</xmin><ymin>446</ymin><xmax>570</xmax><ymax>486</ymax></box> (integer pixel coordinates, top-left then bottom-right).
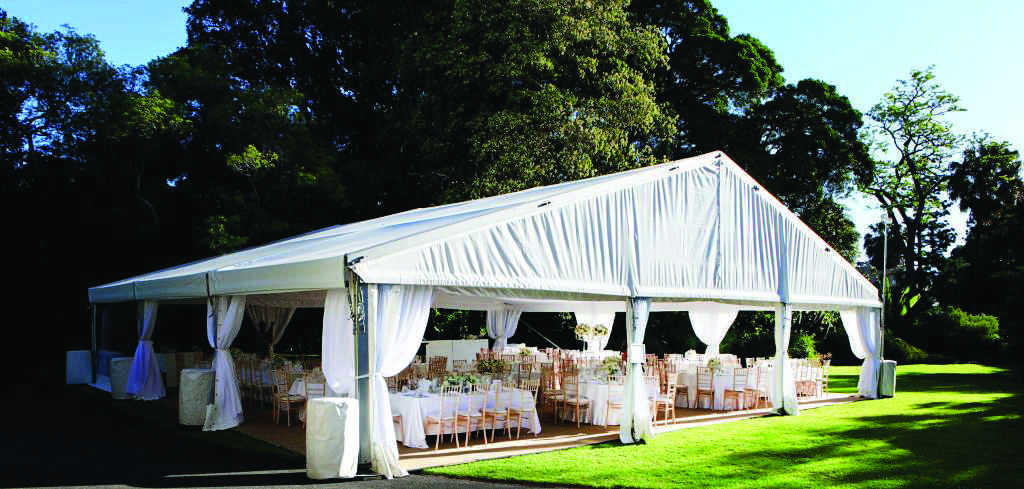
<box><xmin>561</xmin><ymin>380</ymin><xmax>659</xmax><ymax>425</ymax></box>
<box><xmin>390</xmin><ymin>385</ymin><xmax>541</xmax><ymax>448</ymax></box>
<box><xmin>675</xmin><ymin>365</ymin><xmax>821</xmax><ymax>410</ymax></box>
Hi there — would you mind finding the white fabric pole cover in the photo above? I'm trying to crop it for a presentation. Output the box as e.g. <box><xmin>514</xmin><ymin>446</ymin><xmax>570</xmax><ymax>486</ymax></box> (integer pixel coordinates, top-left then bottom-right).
<box><xmin>126</xmin><ymin>300</ymin><xmax>166</xmax><ymax>400</ymax></box>
<box><xmin>620</xmin><ymin>297</ymin><xmax>654</xmax><ymax>444</ymax></box>
<box><xmin>840</xmin><ymin>307</ymin><xmax>882</xmax><ymax>398</ymax></box>
<box><xmin>203</xmin><ymin>295</ymin><xmax>246</xmax><ymax>431</ymax></box>
<box><xmin>771</xmin><ymin>303</ymin><xmax>799</xmax><ymax>415</ymax></box>
<box><xmin>486</xmin><ymin>305</ymin><xmax>524</xmax><ymax>351</ymax></box>
<box><xmin>367</xmin><ymin>284</ymin><xmax>436</xmax><ymax>478</ymax></box>
<box><xmin>687</xmin><ymin>302</ymin><xmax>740</xmax><ymax>358</ymax></box>
<box><xmin>245</xmin><ymin>305</ymin><xmax>296</xmax><ymax>358</ymax></box>
<box><xmin>322</xmin><ymin>289</ymin><xmax>355</xmax><ymax>397</ymax></box>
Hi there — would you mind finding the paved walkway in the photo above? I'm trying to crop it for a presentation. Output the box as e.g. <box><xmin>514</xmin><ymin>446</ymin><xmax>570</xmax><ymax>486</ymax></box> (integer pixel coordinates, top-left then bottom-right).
<box><xmin>4</xmin><ymin>376</ymin><xmax>569</xmax><ymax>489</ymax></box>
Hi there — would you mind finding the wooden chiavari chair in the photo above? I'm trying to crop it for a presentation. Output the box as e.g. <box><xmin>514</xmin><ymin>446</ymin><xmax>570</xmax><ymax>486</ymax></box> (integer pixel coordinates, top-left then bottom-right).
<box><xmin>696</xmin><ymin>366</ymin><xmax>715</xmax><ymax>410</ymax></box>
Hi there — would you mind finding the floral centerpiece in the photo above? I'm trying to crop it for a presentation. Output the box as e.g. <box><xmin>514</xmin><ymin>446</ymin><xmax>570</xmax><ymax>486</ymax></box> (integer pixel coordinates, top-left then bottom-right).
<box><xmin>476</xmin><ymin>358</ymin><xmax>509</xmax><ymax>375</ymax></box>
<box><xmin>576</xmin><ymin>322</ymin><xmax>610</xmax><ymax>352</ymax></box>
<box><xmin>442</xmin><ymin>373</ymin><xmax>480</xmax><ymax>392</ymax></box>
<box><xmin>706</xmin><ymin>357</ymin><xmax>722</xmax><ymax>371</ymax></box>
<box><xmin>601</xmin><ymin>356</ymin><xmax>622</xmax><ymax>376</ymax></box>
<box><xmin>517</xmin><ymin>344</ymin><xmax>533</xmax><ymax>360</ymax></box>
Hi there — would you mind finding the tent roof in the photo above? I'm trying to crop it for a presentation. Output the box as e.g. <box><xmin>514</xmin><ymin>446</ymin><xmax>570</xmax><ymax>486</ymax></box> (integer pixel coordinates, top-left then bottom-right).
<box><xmin>89</xmin><ymin>151</ymin><xmax>881</xmax><ymax>311</ymax></box>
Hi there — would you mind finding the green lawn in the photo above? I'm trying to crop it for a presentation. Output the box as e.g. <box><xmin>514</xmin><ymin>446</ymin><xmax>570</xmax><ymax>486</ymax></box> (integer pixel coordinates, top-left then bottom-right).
<box><xmin>425</xmin><ymin>365</ymin><xmax>1024</xmax><ymax>488</ymax></box>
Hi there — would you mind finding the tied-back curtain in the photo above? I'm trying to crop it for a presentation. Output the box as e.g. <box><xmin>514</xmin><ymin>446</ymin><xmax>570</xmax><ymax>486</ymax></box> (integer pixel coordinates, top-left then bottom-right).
<box><xmin>322</xmin><ymin>289</ymin><xmax>355</xmax><ymax>397</ymax></box>
<box><xmin>245</xmin><ymin>305</ymin><xmax>296</xmax><ymax>357</ymax></box>
<box><xmin>840</xmin><ymin>307</ymin><xmax>881</xmax><ymax>399</ymax></box>
<box><xmin>203</xmin><ymin>295</ymin><xmax>246</xmax><ymax>431</ymax></box>
<box><xmin>574</xmin><ymin>310</ymin><xmax>616</xmax><ymax>349</ymax></box>
<box><xmin>771</xmin><ymin>303</ymin><xmax>799</xmax><ymax>415</ymax></box>
<box><xmin>368</xmin><ymin>284</ymin><xmax>436</xmax><ymax>478</ymax></box>
<box><xmin>687</xmin><ymin>302</ymin><xmax>740</xmax><ymax>358</ymax></box>
<box><xmin>486</xmin><ymin>304</ymin><xmax>524</xmax><ymax>351</ymax></box>
<box><xmin>125</xmin><ymin>300</ymin><xmax>165</xmax><ymax>400</ymax></box>
<box><xmin>620</xmin><ymin>297</ymin><xmax>653</xmax><ymax>444</ymax></box>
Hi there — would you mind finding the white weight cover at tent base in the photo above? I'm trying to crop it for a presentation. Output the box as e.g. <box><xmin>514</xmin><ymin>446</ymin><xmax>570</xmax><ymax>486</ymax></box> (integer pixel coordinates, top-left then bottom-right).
<box><xmin>89</xmin><ymin>151</ymin><xmax>883</xmax><ymax>478</ymax></box>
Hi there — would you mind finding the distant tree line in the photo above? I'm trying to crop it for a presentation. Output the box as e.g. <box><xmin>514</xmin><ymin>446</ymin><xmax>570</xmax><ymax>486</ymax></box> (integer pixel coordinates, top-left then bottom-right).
<box><xmin>2</xmin><ymin>1</ymin><xmax>1019</xmax><ymax>366</ymax></box>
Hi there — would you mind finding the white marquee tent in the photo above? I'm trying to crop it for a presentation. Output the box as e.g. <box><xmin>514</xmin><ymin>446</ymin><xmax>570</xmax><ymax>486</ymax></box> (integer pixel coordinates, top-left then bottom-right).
<box><xmin>89</xmin><ymin>151</ymin><xmax>883</xmax><ymax>478</ymax></box>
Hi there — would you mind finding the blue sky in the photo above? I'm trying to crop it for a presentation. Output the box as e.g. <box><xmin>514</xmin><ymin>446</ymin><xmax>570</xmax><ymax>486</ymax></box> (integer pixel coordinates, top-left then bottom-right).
<box><xmin>8</xmin><ymin>0</ymin><xmax>1020</xmax><ymax>251</ymax></box>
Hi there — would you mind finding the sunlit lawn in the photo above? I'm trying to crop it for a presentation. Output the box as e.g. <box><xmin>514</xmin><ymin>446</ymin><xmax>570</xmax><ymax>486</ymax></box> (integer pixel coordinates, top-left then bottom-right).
<box><xmin>425</xmin><ymin>364</ymin><xmax>1024</xmax><ymax>488</ymax></box>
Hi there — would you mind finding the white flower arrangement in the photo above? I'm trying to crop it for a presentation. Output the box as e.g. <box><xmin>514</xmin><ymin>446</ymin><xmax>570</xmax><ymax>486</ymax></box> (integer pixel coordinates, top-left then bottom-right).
<box><xmin>592</xmin><ymin>324</ymin><xmax>609</xmax><ymax>337</ymax></box>
<box><xmin>574</xmin><ymin>323</ymin><xmax>592</xmax><ymax>338</ymax></box>
<box><xmin>706</xmin><ymin>357</ymin><xmax>722</xmax><ymax>371</ymax></box>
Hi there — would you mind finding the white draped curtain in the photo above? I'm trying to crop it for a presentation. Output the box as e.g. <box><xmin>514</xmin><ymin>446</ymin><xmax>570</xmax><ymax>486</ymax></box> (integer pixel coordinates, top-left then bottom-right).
<box><xmin>322</xmin><ymin>289</ymin><xmax>355</xmax><ymax>397</ymax></box>
<box><xmin>125</xmin><ymin>300</ymin><xmax>165</xmax><ymax>400</ymax></box>
<box><xmin>620</xmin><ymin>297</ymin><xmax>654</xmax><ymax>444</ymax></box>
<box><xmin>245</xmin><ymin>305</ymin><xmax>296</xmax><ymax>358</ymax></box>
<box><xmin>486</xmin><ymin>304</ymin><xmax>524</xmax><ymax>351</ymax></box>
<box><xmin>574</xmin><ymin>309</ymin><xmax>616</xmax><ymax>350</ymax></box>
<box><xmin>367</xmin><ymin>284</ymin><xmax>436</xmax><ymax>478</ymax></box>
<box><xmin>840</xmin><ymin>307</ymin><xmax>882</xmax><ymax>399</ymax></box>
<box><xmin>203</xmin><ymin>295</ymin><xmax>246</xmax><ymax>431</ymax></box>
<box><xmin>687</xmin><ymin>302</ymin><xmax>741</xmax><ymax>358</ymax></box>
<box><xmin>771</xmin><ymin>303</ymin><xmax>799</xmax><ymax>415</ymax></box>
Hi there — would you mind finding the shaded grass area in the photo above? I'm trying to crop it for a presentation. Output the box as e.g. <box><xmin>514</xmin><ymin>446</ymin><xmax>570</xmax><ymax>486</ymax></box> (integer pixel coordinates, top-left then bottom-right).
<box><xmin>426</xmin><ymin>365</ymin><xmax>1024</xmax><ymax>488</ymax></box>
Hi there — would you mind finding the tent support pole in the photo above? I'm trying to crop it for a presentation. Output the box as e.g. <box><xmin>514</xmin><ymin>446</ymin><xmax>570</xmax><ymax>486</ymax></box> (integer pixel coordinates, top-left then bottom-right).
<box><xmin>355</xmin><ymin>283</ymin><xmax>371</xmax><ymax>465</ymax></box>
<box><xmin>90</xmin><ymin>304</ymin><xmax>98</xmax><ymax>384</ymax></box>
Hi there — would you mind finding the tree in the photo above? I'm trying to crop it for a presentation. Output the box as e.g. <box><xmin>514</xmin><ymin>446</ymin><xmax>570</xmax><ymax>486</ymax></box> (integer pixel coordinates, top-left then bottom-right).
<box><xmin>934</xmin><ymin>140</ymin><xmax>1024</xmax><ymax>356</ymax></box>
<box><xmin>863</xmin><ymin>67</ymin><xmax>963</xmax><ymax>321</ymax></box>
<box><xmin>949</xmin><ymin>137</ymin><xmax>1023</xmax><ymax>228</ymax></box>
<box><xmin>628</xmin><ymin>0</ymin><xmax>784</xmax><ymax>158</ymax></box>
<box><xmin>627</xmin><ymin>3</ymin><xmax>869</xmax><ymax>259</ymax></box>
<box><xmin>183</xmin><ymin>0</ymin><xmax>676</xmax><ymax>218</ymax></box>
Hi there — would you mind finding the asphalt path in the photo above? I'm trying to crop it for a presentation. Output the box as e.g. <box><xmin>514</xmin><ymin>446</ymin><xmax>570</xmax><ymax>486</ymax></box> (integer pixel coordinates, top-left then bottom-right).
<box><xmin>3</xmin><ymin>373</ymin><xmax>572</xmax><ymax>489</ymax></box>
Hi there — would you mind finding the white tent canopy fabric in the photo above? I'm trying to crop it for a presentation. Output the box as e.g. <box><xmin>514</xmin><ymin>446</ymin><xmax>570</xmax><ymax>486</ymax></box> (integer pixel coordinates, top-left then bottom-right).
<box><xmin>125</xmin><ymin>300</ymin><xmax>165</xmax><ymax>400</ymax></box>
<box><xmin>203</xmin><ymin>295</ymin><xmax>246</xmax><ymax>431</ymax></box>
<box><xmin>486</xmin><ymin>305</ymin><xmax>524</xmax><ymax>351</ymax></box>
<box><xmin>89</xmin><ymin>152</ymin><xmax>879</xmax><ymax>310</ymax></box>
<box><xmin>245</xmin><ymin>304</ymin><xmax>296</xmax><ymax>358</ymax></box>
<box><xmin>840</xmin><ymin>307</ymin><xmax>882</xmax><ymax>398</ymax></box>
<box><xmin>685</xmin><ymin>302</ymin><xmax>742</xmax><ymax>358</ymax></box>
<box><xmin>88</xmin><ymin>151</ymin><xmax>882</xmax><ymax>475</ymax></box>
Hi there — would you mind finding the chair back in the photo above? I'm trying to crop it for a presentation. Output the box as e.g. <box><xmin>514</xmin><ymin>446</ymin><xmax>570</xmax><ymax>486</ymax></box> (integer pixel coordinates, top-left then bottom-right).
<box><xmin>517</xmin><ymin>361</ymin><xmax>534</xmax><ymax>383</ymax></box>
<box><xmin>731</xmin><ymin>367</ymin><xmax>748</xmax><ymax>390</ymax></box>
<box><xmin>438</xmin><ymin>384</ymin><xmax>462</xmax><ymax>417</ymax></box>
<box><xmin>428</xmin><ymin>356</ymin><xmax>447</xmax><ymax>379</ymax></box>
<box><xmin>757</xmin><ymin>366</ymin><xmax>770</xmax><ymax>390</ymax></box>
<box><xmin>562</xmin><ymin>373</ymin><xmax>581</xmax><ymax>398</ymax></box>
<box><xmin>696</xmin><ymin>367</ymin><xmax>713</xmax><ymax>390</ymax></box>
<box><xmin>516</xmin><ymin>376</ymin><xmax>541</xmax><ymax>410</ymax></box>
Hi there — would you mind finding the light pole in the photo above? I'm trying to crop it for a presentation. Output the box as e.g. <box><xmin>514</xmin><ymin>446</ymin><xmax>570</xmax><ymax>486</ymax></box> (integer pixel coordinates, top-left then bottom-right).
<box><xmin>878</xmin><ymin>215</ymin><xmax>889</xmax><ymax>396</ymax></box>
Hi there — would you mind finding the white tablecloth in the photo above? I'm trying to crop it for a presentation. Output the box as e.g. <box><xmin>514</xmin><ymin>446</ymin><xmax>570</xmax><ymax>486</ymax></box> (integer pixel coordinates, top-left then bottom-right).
<box><xmin>562</xmin><ymin>381</ymin><xmax>659</xmax><ymax>425</ymax></box>
<box><xmin>390</xmin><ymin>387</ymin><xmax>541</xmax><ymax>448</ymax></box>
<box><xmin>306</xmin><ymin>397</ymin><xmax>358</xmax><ymax>479</ymax></box>
<box><xmin>110</xmin><ymin>357</ymin><xmax>133</xmax><ymax>400</ymax></box>
<box><xmin>179</xmin><ymin>368</ymin><xmax>215</xmax><ymax>425</ymax></box>
<box><xmin>66</xmin><ymin>350</ymin><xmax>91</xmax><ymax>384</ymax></box>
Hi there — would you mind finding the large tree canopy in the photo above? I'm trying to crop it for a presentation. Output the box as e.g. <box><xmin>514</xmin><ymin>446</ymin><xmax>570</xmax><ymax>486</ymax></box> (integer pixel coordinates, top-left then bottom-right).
<box><xmin>4</xmin><ymin>2</ymin><xmax>936</xmax><ymax>363</ymax></box>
